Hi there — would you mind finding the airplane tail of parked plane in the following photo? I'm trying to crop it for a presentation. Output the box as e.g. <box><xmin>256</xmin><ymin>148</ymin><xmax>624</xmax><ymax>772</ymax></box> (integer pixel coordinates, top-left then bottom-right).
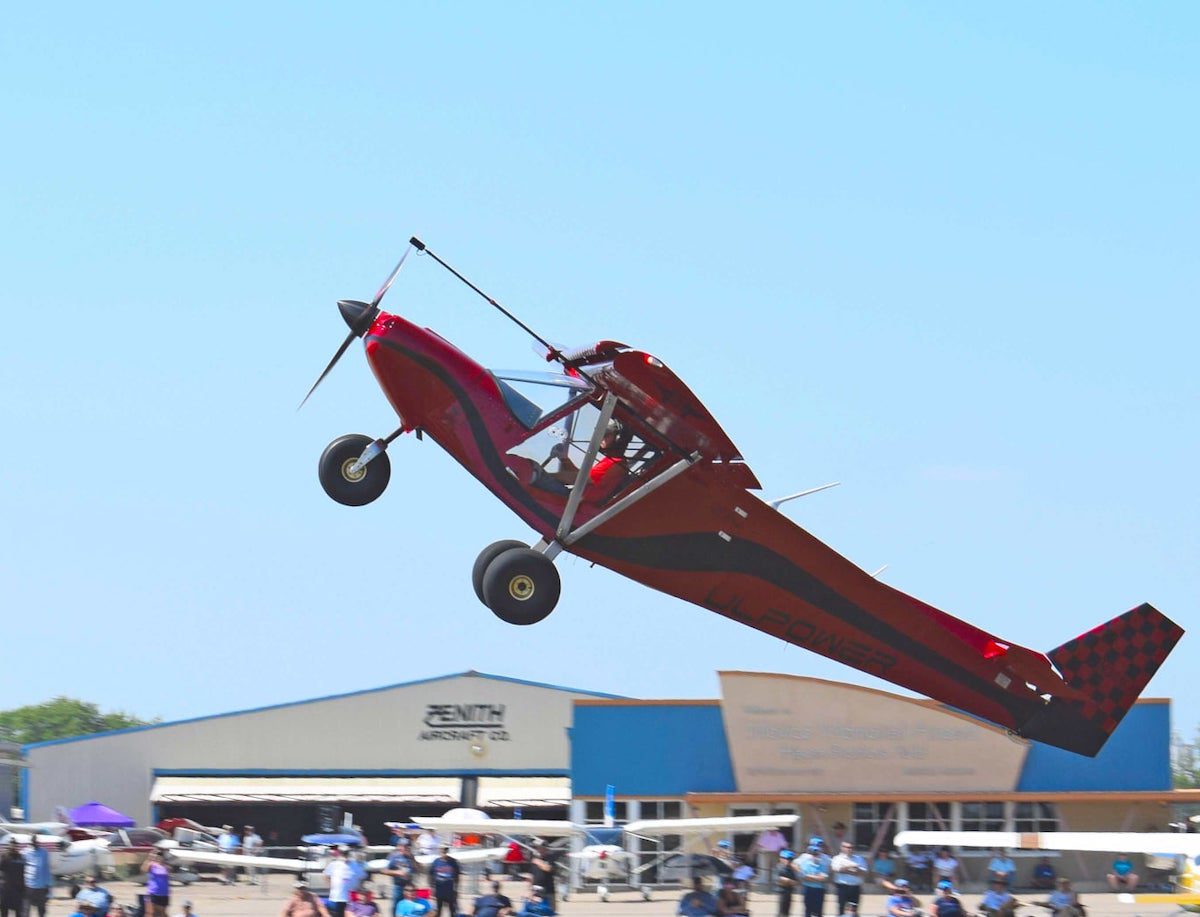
<box><xmin>1017</xmin><ymin>603</ymin><xmax>1182</xmax><ymax>756</ymax></box>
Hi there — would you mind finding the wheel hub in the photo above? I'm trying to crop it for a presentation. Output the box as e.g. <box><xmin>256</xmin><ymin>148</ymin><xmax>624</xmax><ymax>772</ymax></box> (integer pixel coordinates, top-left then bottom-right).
<box><xmin>340</xmin><ymin>457</ymin><xmax>367</xmax><ymax>483</ymax></box>
<box><xmin>508</xmin><ymin>574</ymin><xmax>535</xmax><ymax>601</ymax></box>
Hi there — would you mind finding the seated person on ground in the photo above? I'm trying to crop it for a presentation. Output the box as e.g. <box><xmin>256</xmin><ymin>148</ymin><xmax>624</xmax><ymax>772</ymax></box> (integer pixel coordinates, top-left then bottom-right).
<box><xmin>519</xmin><ymin>887</ymin><xmax>554</xmax><ymax>917</ymax></box>
<box><xmin>1107</xmin><ymin>855</ymin><xmax>1138</xmax><ymax>892</ymax></box>
<box><xmin>716</xmin><ymin>876</ymin><xmax>749</xmax><ymax>917</ymax></box>
<box><xmin>931</xmin><ymin>881</ymin><xmax>963</xmax><ymax>917</ymax></box>
<box><xmin>987</xmin><ymin>850</ymin><xmax>1017</xmax><ymax>887</ymax></box>
<box><xmin>395</xmin><ymin>886</ymin><xmax>431</xmax><ymax>917</ymax></box>
<box><xmin>678</xmin><ymin>877</ymin><xmax>719</xmax><ymax>917</ymax></box>
<box><xmin>1038</xmin><ymin>877</ymin><xmax>1083</xmax><ymax>917</ymax></box>
<box><xmin>1031</xmin><ymin>858</ymin><xmax>1056</xmax><ymax>891</ymax></box>
<box><xmin>980</xmin><ymin>879</ymin><xmax>1019</xmax><ymax>917</ymax></box>
<box><xmin>886</xmin><ymin>878</ymin><xmax>920</xmax><ymax>917</ymax></box>
<box><xmin>474</xmin><ymin>882</ymin><xmax>513</xmax><ymax>917</ymax></box>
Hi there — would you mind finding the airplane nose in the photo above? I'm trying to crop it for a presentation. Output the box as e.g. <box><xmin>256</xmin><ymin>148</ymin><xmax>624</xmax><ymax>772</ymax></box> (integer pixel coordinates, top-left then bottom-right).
<box><xmin>337</xmin><ymin>299</ymin><xmax>376</xmax><ymax>337</ymax></box>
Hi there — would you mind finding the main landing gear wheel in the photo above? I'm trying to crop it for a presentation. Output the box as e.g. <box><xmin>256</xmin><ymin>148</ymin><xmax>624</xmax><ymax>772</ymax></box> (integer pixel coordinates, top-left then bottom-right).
<box><xmin>481</xmin><ymin>547</ymin><xmax>560</xmax><ymax>625</ymax></box>
<box><xmin>319</xmin><ymin>434</ymin><xmax>391</xmax><ymax>506</ymax></box>
<box><xmin>472</xmin><ymin>540</ymin><xmax>529</xmax><ymax>605</ymax></box>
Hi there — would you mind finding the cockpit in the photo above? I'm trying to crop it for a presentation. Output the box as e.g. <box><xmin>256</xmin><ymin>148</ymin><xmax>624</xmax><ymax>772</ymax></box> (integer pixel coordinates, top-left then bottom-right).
<box><xmin>489</xmin><ymin>368</ymin><xmax>662</xmax><ymax>503</ymax></box>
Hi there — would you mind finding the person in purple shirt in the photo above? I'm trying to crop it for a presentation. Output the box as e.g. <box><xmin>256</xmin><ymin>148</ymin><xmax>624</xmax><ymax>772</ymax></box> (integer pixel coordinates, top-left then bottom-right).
<box><xmin>143</xmin><ymin>849</ymin><xmax>171</xmax><ymax>917</ymax></box>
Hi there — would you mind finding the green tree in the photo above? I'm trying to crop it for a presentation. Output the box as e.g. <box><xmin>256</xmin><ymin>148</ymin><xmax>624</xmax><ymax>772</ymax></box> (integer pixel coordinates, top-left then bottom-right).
<box><xmin>0</xmin><ymin>696</ymin><xmax>158</xmax><ymax>745</ymax></box>
<box><xmin>1172</xmin><ymin>726</ymin><xmax>1200</xmax><ymax>789</ymax></box>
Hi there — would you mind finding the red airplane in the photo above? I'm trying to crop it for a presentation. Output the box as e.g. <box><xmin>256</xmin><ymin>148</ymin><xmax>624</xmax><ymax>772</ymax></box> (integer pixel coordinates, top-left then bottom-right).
<box><xmin>303</xmin><ymin>237</ymin><xmax>1182</xmax><ymax>758</ymax></box>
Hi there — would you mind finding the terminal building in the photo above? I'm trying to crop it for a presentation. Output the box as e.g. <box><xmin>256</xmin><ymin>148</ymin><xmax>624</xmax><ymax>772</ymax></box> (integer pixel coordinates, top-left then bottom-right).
<box><xmin>22</xmin><ymin>669</ymin><xmax>1196</xmax><ymax>883</ymax></box>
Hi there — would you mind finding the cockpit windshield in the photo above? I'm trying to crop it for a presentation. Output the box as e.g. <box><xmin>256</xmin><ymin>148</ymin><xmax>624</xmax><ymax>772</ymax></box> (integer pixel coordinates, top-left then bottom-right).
<box><xmin>489</xmin><ymin>370</ymin><xmax>592</xmax><ymax>429</ymax></box>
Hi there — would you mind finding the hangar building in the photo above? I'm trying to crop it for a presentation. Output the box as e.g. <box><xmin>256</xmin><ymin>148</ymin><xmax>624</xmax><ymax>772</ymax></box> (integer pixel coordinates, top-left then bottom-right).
<box><xmin>23</xmin><ymin>671</ymin><xmax>614</xmax><ymax>842</ymax></box>
<box><xmin>23</xmin><ymin>668</ymin><xmax>1196</xmax><ymax>885</ymax></box>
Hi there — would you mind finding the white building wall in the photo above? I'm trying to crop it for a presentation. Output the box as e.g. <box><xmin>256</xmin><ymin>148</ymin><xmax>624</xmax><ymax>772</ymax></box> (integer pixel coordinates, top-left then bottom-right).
<box><xmin>26</xmin><ymin>672</ymin><xmax>602</xmax><ymax>826</ymax></box>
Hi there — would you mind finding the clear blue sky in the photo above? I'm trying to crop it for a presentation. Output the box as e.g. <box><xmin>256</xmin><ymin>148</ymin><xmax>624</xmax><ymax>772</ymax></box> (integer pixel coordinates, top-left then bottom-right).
<box><xmin>1</xmin><ymin>4</ymin><xmax>1195</xmax><ymax>741</ymax></box>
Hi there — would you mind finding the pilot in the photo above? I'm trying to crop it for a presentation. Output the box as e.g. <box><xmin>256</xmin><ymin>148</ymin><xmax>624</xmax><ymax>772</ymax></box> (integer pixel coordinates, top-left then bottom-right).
<box><xmin>549</xmin><ymin>419</ymin><xmax>630</xmax><ymax>493</ymax></box>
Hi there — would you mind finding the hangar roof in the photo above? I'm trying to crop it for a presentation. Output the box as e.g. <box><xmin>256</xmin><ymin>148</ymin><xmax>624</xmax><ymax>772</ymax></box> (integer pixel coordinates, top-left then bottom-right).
<box><xmin>24</xmin><ymin>671</ymin><xmax>623</xmax><ymax>751</ymax></box>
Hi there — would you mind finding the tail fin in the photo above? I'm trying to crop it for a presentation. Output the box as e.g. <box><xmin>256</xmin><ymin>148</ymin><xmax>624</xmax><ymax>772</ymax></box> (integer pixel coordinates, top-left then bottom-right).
<box><xmin>1019</xmin><ymin>603</ymin><xmax>1183</xmax><ymax>756</ymax></box>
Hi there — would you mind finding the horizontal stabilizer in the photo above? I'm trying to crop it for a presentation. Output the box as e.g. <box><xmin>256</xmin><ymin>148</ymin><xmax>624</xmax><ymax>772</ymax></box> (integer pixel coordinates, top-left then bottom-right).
<box><xmin>1019</xmin><ymin>603</ymin><xmax>1183</xmax><ymax>756</ymax></box>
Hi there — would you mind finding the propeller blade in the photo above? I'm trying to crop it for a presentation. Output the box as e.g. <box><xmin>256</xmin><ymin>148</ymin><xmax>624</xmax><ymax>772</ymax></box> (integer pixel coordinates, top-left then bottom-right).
<box><xmin>370</xmin><ymin>244</ymin><xmax>414</xmax><ymax>309</ymax></box>
<box><xmin>298</xmin><ymin>329</ymin><xmax>357</xmax><ymax>409</ymax></box>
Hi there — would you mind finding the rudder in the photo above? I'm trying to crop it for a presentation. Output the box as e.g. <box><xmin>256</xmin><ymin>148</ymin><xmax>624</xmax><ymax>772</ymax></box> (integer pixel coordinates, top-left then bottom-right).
<box><xmin>1019</xmin><ymin>603</ymin><xmax>1183</xmax><ymax>756</ymax></box>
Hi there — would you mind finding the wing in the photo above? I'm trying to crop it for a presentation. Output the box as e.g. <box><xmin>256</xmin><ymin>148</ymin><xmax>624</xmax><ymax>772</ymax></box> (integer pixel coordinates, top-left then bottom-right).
<box><xmin>166</xmin><ymin>849</ymin><xmax>313</xmax><ymax>872</ymax></box>
<box><xmin>572</xmin><ymin>468</ymin><xmax>1181</xmax><ymax>757</ymax></box>
<box><xmin>896</xmin><ymin>831</ymin><xmax>1200</xmax><ymax>858</ymax></box>
<box><xmin>595</xmin><ymin>352</ymin><xmax>757</xmax><ymax>480</ymax></box>
<box><xmin>623</xmin><ymin>815</ymin><xmax>799</xmax><ymax>838</ymax></box>
<box><xmin>411</xmin><ymin>817</ymin><xmax>581</xmax><ymax>837</ymax></box>
<box><xmin>413</xmin><ymin>847</ymin><xmax>509</xmax><ymax>866</ymax></box>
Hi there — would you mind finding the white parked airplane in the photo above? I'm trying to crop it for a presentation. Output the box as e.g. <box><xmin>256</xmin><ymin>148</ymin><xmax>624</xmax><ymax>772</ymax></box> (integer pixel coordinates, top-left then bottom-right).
<box><xmin>410</xmin><ymin>809</ymin><xmax>801</xmax><ymax>901</ymax></box>
<box><xmin>895</xmin><ymin>829</ymin><xmax>1200</xmax><ymax>913</ymax></box>
<box><xmin>0</xmin><ymin>833</ymin><xmax>114</xmax><ymax>879</ymax></box>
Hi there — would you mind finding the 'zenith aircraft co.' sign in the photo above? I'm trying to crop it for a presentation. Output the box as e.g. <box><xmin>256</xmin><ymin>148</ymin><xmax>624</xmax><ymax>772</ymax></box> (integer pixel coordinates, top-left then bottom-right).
<box><xmin>419</xmin><ymin>703</ymin><xmax>510</xmax><ymax>741</ymax></box>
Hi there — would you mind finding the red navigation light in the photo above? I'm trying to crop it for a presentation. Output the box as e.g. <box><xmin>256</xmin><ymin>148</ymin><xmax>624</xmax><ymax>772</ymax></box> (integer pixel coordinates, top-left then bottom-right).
<box><xmin>983</xmin><ymin>639</ymin><xmax>1010</xmax><ymax>660</ymax></box>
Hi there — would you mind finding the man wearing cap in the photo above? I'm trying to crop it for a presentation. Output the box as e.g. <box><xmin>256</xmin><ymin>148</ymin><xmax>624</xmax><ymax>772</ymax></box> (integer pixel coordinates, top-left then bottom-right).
<box><xmin>172</xmin><ymin>901</ymin><xmax>199</xmax><ymax>917</ymax></box>
<box><xmin>75</xmin><ymin>875</ymin><xmax>112</xmax><ymax>915</ymax></box>
<box><xmin>797</xmin><ymin>839</ymin><xmax>830</xmax><ymax>917</ymax></box>
<box><xmin>326</xmin><ymin>846</ymin><xmax>359</xmax><ymax>917</ymax></box>
<box><xmin>775</xmin><ymin>850</ymin><xmax>799</xmax><ymax>917</ymax></box>
<box><xmin>831</xmin><ymin>842</ymin><xmax>868</xmax><ymax>915</ymax></box>
<box><xmin>217</xmin><ymin>825</ymin><xmax>240</xmax><ymax>886</ymax></box>
<box><xmin>979</xmin><ymin>878</ymin><xmax>1018</xmax><ymax>917</ymax></box>
<box><xmin>931</xmin><ymin>881</ymin><xmax>962</xmax><ymax>917</ymax></box>
<box><xmin>430</xmin><ymin>845</ymin><xmax>461</xmax><ymax>917</ymax></box>
<box><xmin>1040</xmin><ymin>876</ymin><xmax>1082</xmax><ymax>917</ymax></box>
<box><xmin>383</xmin><ymin>838</ymin><xmax>418</xmax><ymax>909</ymax></box>
<box><xmin>885</xmin><ymin>879</ymin><xmax>919</xmax><ymax>917</ymax></box>
<box><xmin>282</xmin><ymin>881</ymin><xmax>332</xmax><ymax>917</ymax></box>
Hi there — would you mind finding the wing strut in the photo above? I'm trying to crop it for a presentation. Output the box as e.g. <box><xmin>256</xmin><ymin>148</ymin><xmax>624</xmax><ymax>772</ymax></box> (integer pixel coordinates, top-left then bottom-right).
<box><xmin>538</xmin><ymin>450</ymin><xmax>702</xmax><ymax>559</ymax></box>
<box><xmin>410</xmin><ymin>237</ymin><xmax>592</xmax><ymax>382</ymax></box>
<box><xmin>556</xmin><ymin>392</ymin><xmax>619</xmax><ymax>541</ymax></box>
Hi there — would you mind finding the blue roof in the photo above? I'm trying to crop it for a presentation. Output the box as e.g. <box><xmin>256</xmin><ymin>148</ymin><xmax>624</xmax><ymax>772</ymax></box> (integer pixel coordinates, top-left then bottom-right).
<box><xmin>1018</xmin><ymin>701</ymin><xmax>1172</xmax><ymax>791</ymax></box>
<box><xmin>571</xmin><ymin>703</ymin><xmax>736</xmax><ymax>796</ymax></box>
<box><xmin>24</xmin><ymin>671</ymin><xmax>623</xmax><ymax>751</ymax></box>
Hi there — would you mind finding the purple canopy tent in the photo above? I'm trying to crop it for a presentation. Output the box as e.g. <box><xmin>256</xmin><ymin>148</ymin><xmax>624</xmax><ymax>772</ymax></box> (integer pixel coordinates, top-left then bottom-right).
<box><xmin>68</xmin><ymin>801</ymin><xmax>136</xmax><ymax>828</ymax></box>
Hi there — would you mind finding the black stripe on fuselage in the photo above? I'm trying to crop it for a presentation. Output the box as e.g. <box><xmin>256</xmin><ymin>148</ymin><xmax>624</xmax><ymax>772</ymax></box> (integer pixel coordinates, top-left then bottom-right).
<box><xmin>372</xmin><ymin>335</ymin><xmax>1033</xmax><ymax>726</ymax></box>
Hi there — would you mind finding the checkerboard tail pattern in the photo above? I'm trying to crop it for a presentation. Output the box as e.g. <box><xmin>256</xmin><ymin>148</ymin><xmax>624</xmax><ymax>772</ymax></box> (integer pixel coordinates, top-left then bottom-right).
<box><xmin>1047</xmin><ymin>603</ymin><xmax>1183</xmax><ymax>736</ymax></box>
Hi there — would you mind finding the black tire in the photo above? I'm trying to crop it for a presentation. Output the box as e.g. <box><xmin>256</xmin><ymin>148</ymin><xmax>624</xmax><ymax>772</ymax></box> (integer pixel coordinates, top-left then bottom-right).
<box><xmin>472</xmin><ymin>539</ymin><xmax>528</xmax><ymax>605</ymax></box>
<box><xmin>481</xmin><ymin>547</ymin><xmax>560</xmax><ymax>625</ymax></box>
<box><xmin>318</xmin><ymin>434</ymin><xmax>391</xmax><ymax>506</ymax></box>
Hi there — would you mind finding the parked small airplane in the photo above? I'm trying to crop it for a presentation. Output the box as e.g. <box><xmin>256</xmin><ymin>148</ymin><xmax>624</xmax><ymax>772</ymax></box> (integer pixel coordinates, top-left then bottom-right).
<box><xmin>0</xmin><ymin>832</ymin><xmax>114</xmax><ymax>879</ymax></box>
<box><xmin>303</xmin><ymin>238</ymin><xmax>1182</xmax><ymax>758</ymax></box>
<box><xmin>409</xmin><ymin>808</ymin><xmax>800</xmax><ymax>900</ymax></box>
<box><xmin>896</xmin><ymin>829</ymin><xmax>1200</xmax><ymax>913</ymax></box>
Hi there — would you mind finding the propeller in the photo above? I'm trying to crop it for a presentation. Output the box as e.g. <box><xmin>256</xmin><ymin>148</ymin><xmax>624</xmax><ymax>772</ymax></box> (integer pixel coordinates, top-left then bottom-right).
<box><xmin>299</xmin><ymin>244</ymin><xmax>414</xmax><ymax>409</ymax></box>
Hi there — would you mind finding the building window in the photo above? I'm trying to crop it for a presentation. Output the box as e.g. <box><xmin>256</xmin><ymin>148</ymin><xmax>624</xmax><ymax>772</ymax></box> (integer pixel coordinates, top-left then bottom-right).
<box><xmin>906</xmin><ymin>802</ymin><xmax>952</xmax><ymax>832</ymax></box>
<box><xmin>640</xmin><ymin>801</ymin><xmax>683</xmax><ymax>820</ymax></box>
<box><xmin>584</xmin><ymin>800</ymin><xmax>627</xmax><ymax>824</ymax></box>
<box><xmin>852</xmin><ymin>802</ymin><xmax>898</xmax><ymax>850</ymax></box>
<box><xmin>960</xmin><ymin>801</ymin><xmax>1005</xmax><ymax>832</ymax></box>
<box><xmin>1013</xmin><ymin>802</ymin><xmax>1059</xmax><ymax>832</ymax></box>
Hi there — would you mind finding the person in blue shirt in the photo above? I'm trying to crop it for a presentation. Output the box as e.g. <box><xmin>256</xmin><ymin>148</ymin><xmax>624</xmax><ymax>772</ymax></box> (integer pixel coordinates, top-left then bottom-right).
<box><xmin>1037</xmin><ymin>876</ymin><xmax>1083</xmax><ymax>917</ymax></box>
<box><xmin>75</xmin><ymin>875</ymin><xmax>113</xmax><ymax>915</ymax></box>
<box><xmin>22</xmin><ymin>841</ymin><xmax>52</xmax><ymax>917</ymax></box>
<box><xmin>1107</xmin><ymin>855</ymin><xmax>1139</xmax><ymax>892</ymax></box>
<box><xmin>798</xmin><ymin>840</ymin><xmax>830</xmax><ymax>917</ymax></box>
<box><xmin>885</xmin><ymin>879</ymin><xmax>919</xmax><ymax>917</ymax></box>
<box><xmin>677</xmin><ymin>877</ymin><xmax>718</xmax><ymax>917</ymax></box>
<box><xmin>931</xmin><ymin>880</ymin><xmax>962</xmax><ymax>917</ymax></box>
<box><xmin>519</xmin><ymin>887</ymin><xmax>555</xmax><ymax>917</ymax></box>
<box><xmin>1031</xmin><ymin>857</ymin><xmax>1056</xmax><ymax>891</ymax></box>
<box><xmin>394</xmin><ymin>887</ymin><xmax>432</xmax><ymax>917</ymax></box>
<box><xmin>980</xmin><ymin>879</ymin><xmax>1018</xmax><ymax>917</ymax></box>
